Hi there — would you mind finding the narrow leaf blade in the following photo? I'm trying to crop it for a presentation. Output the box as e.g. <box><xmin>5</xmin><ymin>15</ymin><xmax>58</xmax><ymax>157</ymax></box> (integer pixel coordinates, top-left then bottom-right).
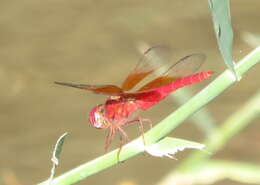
<box><xmin>208</xmin><ymin>0</ymin><xmax>240</xmax><ymax>79</ymax></box>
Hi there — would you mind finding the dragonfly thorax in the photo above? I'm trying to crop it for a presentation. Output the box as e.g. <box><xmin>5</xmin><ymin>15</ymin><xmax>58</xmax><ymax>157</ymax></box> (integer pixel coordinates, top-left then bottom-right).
<box><xmin>88</xmin><ymin>105</ymin><xmax>109</xmax><ymax>129</ymax></box>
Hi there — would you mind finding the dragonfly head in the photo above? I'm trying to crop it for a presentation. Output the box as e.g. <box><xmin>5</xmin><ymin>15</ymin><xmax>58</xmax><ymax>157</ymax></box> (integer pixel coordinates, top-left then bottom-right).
<box><xmin>88</xmin><ymin>105</ymin><xmax>108</xmax><ymax>129</ymax></box>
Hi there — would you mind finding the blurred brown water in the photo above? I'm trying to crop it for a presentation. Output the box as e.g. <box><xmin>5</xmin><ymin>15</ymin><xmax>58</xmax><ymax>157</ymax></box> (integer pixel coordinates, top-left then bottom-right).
<box><xmin>0</xmin><ymin>0</ymin><xmax>259</xmax><ymax>185</ymax></box>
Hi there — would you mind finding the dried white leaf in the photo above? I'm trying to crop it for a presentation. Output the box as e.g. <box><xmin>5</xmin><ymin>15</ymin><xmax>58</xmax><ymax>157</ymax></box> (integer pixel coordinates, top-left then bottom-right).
<box><xmin>145</xmin><ymin>137</ymin><xmax>205</xmax><ymax>158</ymax></box>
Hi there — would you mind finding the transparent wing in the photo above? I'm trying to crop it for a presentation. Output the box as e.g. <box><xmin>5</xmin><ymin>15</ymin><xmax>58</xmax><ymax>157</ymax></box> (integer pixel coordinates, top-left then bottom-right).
<box><xmin>138</xmin><ymin>53</ymin><xmax>206</xmax><ymax>91</ymax></box>
<box><xmin>121</xmin><ymin>46</ymin><xmax>172</xmax><ymax>91</ymax></box>
<box><xmin>163</xmin><ymin>53</ymin><xmax>206</xmax><ymax>77</ymax></box>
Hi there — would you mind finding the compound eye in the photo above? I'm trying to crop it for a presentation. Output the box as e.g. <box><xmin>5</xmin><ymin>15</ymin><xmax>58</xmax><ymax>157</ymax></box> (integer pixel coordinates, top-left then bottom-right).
<box><xmin>90</xmin><ymin>105</ymin><xmax>107</xmax><ymax>129</ymax></box>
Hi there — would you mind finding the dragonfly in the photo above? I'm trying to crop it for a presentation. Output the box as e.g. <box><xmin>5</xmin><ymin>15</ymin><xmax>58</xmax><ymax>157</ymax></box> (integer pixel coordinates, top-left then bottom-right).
<box><xmin>55</xmin><ymin>46</ymin><xmax>214</xmax><ymax>160</ymax></box>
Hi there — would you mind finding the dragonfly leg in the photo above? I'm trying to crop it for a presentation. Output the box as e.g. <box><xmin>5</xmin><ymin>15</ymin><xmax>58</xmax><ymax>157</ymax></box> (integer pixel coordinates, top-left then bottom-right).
<box><xmin>116</xmin><ymin>126</ymin><xmax>129</xmax><ymax>162</ymax></box>
<box><xmin>123</xmin><ymin>117</ymin><xmax>152</xmax><ymax>146</ymax></box>
<box><xmin>141</xmin><ymin>118</ymin><xmax>152</xmax><ymax>129</ymax></box>
<box><xmin>124</xmin><ymin>117</ymin><xmax>152</xmax><ymax>129</ymax></box>
<box><xmin>137</xmin><ymin>118</ymin><xmax>146</xmax><ymax>146</ymax></box>
<box><xmin>134</xmin><ymin>117</ymin><xmax>152</xmax><ymax>146</ymax></box>
<box><xmin>105</xmin><ymin>125</ymin><xmax>116</xmax><ymax>152</ymax></box>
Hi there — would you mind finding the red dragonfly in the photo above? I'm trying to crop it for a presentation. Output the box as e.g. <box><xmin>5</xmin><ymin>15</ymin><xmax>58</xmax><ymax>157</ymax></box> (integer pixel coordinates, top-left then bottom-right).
<box><xmin>55</xmin><ymin>46</ymin><xmax>214</xmax><ymax>159</ymax></box>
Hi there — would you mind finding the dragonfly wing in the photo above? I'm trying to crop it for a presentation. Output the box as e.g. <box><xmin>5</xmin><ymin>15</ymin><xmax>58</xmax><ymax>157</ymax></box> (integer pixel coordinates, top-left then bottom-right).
<box><xmin>164</xmin><ymin>53</ymin><xmax>206</xmax><ymax>78</ymax></box>
<box><xmin>121</xmin><ymin>46</ymin><xmax>172</xmax><ymax>91</ymax></box>
<box><xmin>138</xmin><ymin>75</ymin><xmax>176</xmax><ymax>91</ymax></box>
<box><xmin>138</xmin><ymin>53</ymin><xmax>206</xmax><ymax>91</ymax></box>
<box><xmin>121</xmin><ymin>53</ymin><xmax>208</xmax><ymax>110</ymax></box>
<box><xmin>54</xmin><ymin>81</ymin><xmax>123</xmax><ymax>95</ymax></box>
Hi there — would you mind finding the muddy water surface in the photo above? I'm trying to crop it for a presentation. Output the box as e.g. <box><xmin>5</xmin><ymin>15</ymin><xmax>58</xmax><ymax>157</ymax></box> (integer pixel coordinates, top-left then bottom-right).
<box><xmin>0</xmin><ymin>1</ymin><xmax>260</xmax><ymax>185</ymax></box>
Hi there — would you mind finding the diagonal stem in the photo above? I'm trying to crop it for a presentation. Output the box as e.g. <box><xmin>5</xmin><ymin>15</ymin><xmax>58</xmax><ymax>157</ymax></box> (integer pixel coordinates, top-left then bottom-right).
<box><xmin>37</xmin><ymin>47</ymin><xmax>260</xmax><ymax>185</ymax></box>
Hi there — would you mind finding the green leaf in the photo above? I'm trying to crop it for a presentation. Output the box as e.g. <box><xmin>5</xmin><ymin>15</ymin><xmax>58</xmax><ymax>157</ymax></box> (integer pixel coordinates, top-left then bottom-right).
<box><xmin>48</xmin><ymin>133</ymin><xmax>68</xmax><ymax>185</ymax></box>
<box><xmin>145</xmin><ymin>137</ymin><xmax>205</xmax><ymax>158</ymax></box>
<box><xmin>51</xmin><ymin>132</ymin><xmax>68</xmax><ymax>165</ymax></box>
<box><xmin>208</xmin><ymin>0</ymin><xmax>239</xmax><ymax>79</ymax></box>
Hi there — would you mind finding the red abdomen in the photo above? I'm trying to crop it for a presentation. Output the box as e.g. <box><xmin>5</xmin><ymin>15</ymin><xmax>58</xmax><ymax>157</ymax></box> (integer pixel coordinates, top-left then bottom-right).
<box><xmin>137</xmin><ymin>71</ymin><xmax>214</xmax><ymax>110</ymax></box>
<box><xmin>170</xmin><ymin>71</ymin><xmax>213</xmax><ymax>91</ymax></box>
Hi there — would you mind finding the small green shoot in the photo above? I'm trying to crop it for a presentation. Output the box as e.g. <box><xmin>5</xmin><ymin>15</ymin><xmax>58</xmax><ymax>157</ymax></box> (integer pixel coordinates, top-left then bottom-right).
<box><xmin>48</xmin><ymin>133</ymin><xmax>68</xmax><ymax>185</ymax></box>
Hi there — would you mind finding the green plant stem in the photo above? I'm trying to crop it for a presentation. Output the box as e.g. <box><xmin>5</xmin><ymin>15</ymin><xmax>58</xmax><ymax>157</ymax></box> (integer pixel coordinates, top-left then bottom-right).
<box><xmin>199</xmin><ymin>160</ymin><xmax>260</xmax><ymax>184</ymax></box>
<box><xmin>178</xmin><ymin>89</ymin><xmax>260</xmax><ymax>171</ymax></box>
<box><xmin>157</xmin><ymin>160</ymin><xmax>260</xmax><ymax>185</ymax></box>
<box><xmin>37</xmin><ymin>47</ymin><xmax>260</xmax><ymax>185</ymax></box>
<box><xmin>138</xmin><ymin>42</ymin><xmax>216</xmax><ymax>135</ymax></box>
<box><xmin>173</xmin><ymin>90</ymin><xmax>216</xmax><ymax>136</ymax></box>
<box><xmin>144</xmin><ymin>46</ymin><xmax>260</xmax><ymax>145</ymax></box>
